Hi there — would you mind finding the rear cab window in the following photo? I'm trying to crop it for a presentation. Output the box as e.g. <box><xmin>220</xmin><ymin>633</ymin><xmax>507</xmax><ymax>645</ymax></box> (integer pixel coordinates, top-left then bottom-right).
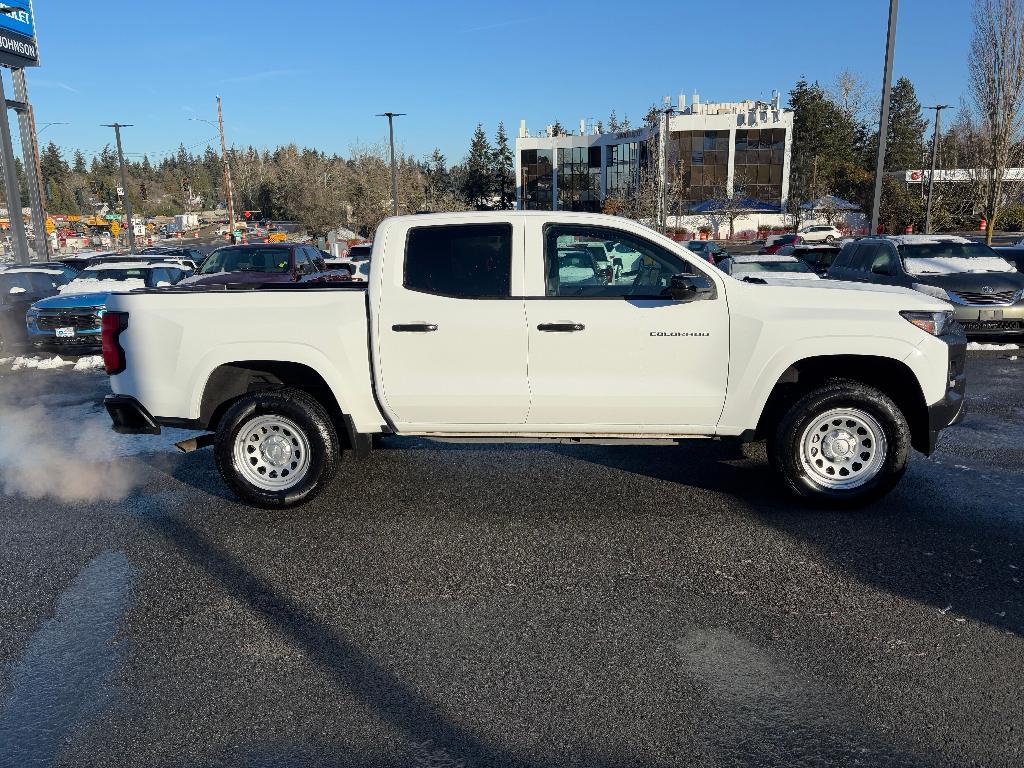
<box><xmin>404</xmin><ymin>224</ymin><xmax>512</xmax><ymax>298</ymax></box>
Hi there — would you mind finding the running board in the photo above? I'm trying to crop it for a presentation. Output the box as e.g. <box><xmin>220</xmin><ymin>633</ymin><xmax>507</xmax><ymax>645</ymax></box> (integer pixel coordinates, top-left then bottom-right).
<box><xmin>421</xmin><ymin>435</ymin><xmax>717</xmax><ymax>446</ymax></box>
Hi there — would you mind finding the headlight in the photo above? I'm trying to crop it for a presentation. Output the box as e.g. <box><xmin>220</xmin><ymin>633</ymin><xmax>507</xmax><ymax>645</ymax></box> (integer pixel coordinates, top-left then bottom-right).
<box><xmin>901</xmin><ymin>310</ymin><xmax>954</xmax><ymax>336</ymax></box>
<box><xmin>911</xmin><ymin>283</ymin><xmax>953</xmax><ymax>302</ymax></box>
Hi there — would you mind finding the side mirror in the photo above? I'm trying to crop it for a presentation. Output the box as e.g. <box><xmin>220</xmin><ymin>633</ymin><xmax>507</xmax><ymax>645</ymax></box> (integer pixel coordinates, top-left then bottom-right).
<box><xmin>669</xmin><ymin>273</ymin><xmax>716</xmax><ymax>302</ymax></box>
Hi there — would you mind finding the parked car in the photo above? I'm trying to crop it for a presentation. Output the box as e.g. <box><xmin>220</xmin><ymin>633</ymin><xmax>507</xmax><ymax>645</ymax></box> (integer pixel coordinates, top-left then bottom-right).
<box><xmin>798</xmin><ymin>225</ymin><xmax>842</xmax><ymax>243</ymax></box>
<box><xmin>789</xmin><ymin>244</ymin><xmax>842</xmax><ymax>276</ymax></box>
<box><xmin>56</xmin><ymin>252</ymin><xmax>120</xmax><ymax>272</ymax></box>
<box><xmin>105</xmin><ymin>211</ymin><xmax>965</xmax><ymax>510</ymax></box>
<box><xmin>139</xmin><ymin>245</ymin><xmax>204</xmax><ymax>270</ymax></box>
<box><xmin>827</xmin><ymin>234</ymin><xmax>1024</xmax><ymax>337</ymax></box>
<box><xmin>717</xmin><ymin>254</ymin><xmax>821</xmax><ymax>282</ymax></box>
<box><xmin>27</xmin><ymin>261</ymin><xmax>192</xmax><ymax>352</ymax></box>
<box><xmin>0</xmin><ymin>268</ymin><xmax>63</xmax><ymax>354</ymax></box>
<box><xmin>329</xmin><ymin>242</ymin><xmax>373</xmax><ymax>278</ymax></box>
<box><xmin>760</xmin><ymin>233</ymin><xmax>803</xmax><ymax>254</ymax></box>
<box><xmin>182</xmin><ymin>243</ymin><xmax>350</xmax><ymax>286</ymax></box>
<box><xmin>684</xmin><ymin>240</ymin><xmax>729</xmax><ymax>264</ymax></box>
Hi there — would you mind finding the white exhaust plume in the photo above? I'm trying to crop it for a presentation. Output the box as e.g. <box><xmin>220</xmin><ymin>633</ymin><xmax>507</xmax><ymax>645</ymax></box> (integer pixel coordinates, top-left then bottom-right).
<box><xmin>0</xmin><ymin>380</ymin><xmax>138</xmax><ymax>503</ymax></box>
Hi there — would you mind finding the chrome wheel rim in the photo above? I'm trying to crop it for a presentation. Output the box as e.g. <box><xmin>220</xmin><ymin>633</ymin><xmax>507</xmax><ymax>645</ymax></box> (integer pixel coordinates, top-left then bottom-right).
<box><xmin>799</xmin><ymin>408</ymin><xmax>887</xmax><ymax>490</ymax></box>
<box><xmin>233</xmin><ymin>415</ymin><xmax>311</xmax><ymax>491</ymax></box>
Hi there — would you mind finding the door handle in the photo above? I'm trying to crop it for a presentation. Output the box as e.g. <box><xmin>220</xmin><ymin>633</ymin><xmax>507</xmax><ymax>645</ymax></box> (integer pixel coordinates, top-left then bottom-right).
<box><xmin>537</xmin><ymin>323</ymin><xmax>585</xmax><ymax>332</ymax></box>
<box><xmin>392</xmin><ymin>323</ymin><xmax>438</xmax><ymax>332</ymax></box>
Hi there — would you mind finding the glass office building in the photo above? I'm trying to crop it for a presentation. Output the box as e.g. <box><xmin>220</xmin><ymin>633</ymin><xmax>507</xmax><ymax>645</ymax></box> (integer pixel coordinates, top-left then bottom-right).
<box><xmin>515</xmin><ymin>97</ymin><xmax>793</xmax><ymax>216</ymax></box>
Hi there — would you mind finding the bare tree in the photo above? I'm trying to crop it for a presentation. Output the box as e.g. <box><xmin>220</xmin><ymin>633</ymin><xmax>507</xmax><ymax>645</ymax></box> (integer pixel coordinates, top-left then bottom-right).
<box><xmin>969</xmin><ymin>0</ymin><xmax>1024</xmax><ymax>243</ymax></box>
<box><xmin>832</xmin><ymin>70</ymin><xmax>869</xmax><ymax>122</ymax></box>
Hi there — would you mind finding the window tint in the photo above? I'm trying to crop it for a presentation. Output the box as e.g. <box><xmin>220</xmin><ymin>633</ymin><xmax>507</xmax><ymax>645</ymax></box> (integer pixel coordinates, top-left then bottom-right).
<box><xmin>28</xmin><ymin>273</ymin><xmax>57</xmax><ymax>292</ymax></box>
<box><xmin>198</xmin><ymin>247</ymin><xmax>291</xmax><ymax>274</ymax></box>
<box><xmin>543</xmin><ymin>225</ymin><xmax>692</xmax><ymax>298</ymax></box>
<box><xmin>404</xmin><ymin>224</ymin><xmax>512</xmax><ymax>298</ymax></box>
<box><xmin>851</xmin><ymin>243</ymin><xmax>879</xmax><ymax>272</ymax></box>
<box><xmin>0</xmin><ymin>273</ymin><xmax>34</xmax><ymax>293</ymax></box>
<box><xmin>870</xmin><ymin>247</ymin><xmax>898</xmax><ymax>275</ymax></box>
<box><xmin>831</xmin><ymin>242</ymin><xmax>857</xmax><ymax>269</ymax></box>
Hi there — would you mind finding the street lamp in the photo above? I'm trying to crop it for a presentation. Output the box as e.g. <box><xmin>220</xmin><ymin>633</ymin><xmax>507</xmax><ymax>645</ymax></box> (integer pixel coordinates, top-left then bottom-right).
<box><xmin>37</xmin><ymin>121</ymin><xmax>69</xmax><ymax>135</ymax></box>
<box><xmin>376</xmin><ymin>112</ymin><xmax>405</xmax><ymax>216</ymax></box>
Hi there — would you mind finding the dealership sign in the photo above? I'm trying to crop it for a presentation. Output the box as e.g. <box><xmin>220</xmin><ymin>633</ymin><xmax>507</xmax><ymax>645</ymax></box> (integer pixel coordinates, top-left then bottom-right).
<box><xmin>0</xmin><ymin>1</ymin><xmax>38</xmax><ymax>68</ymax></box>
<box><xmin>905</xmin><ymin>168</ymin><xmax>1024</xmax><ymax>183</ymax></box>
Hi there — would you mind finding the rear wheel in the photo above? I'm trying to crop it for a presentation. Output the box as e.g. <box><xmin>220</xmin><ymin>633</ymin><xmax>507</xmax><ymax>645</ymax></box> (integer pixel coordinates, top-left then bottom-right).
<box><xmin>768</xmin><ymin>380</ymin><xmax>910</xmax><ymax>507</ymax></box>
<box><xmin>825</xmin><ymin>234</ymin><xmax>835</xmax><ymax>243</ymax></box>
<box><xmin>214</xmin><ymin>388</ymin><xmax>340</xmax><ymax>508</ymax></box>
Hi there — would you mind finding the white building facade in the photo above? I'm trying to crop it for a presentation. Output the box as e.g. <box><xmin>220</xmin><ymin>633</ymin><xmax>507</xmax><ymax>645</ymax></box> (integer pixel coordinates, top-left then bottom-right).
<box><xmin>516</xmin><ymin>94</ymin><xmax>795</xmax><ymax>235</ymax></box>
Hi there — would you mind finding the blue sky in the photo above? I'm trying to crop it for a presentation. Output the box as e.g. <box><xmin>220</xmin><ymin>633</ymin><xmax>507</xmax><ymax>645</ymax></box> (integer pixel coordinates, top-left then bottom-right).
<box><xmin>21</xmin><ymin>0</ymin><xmax>972</xmax><ymax>165</ymax></box>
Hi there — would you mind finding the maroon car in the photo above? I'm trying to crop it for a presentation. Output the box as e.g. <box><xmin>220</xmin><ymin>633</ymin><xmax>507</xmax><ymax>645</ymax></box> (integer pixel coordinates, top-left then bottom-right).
<box><xmin>759</xmin><ymin>233</ymin><xmax>803</xmax><ymax>255</ymax></box>
<box><xmin>183</xmin><ymin>243</ymin><xmax>350</xmax><ymax>286</ymax></box>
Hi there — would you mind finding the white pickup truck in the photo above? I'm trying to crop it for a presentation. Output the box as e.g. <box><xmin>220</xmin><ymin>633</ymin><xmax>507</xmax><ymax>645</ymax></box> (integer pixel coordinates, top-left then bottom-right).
<box><xmin>102</xmin><ymin>212</ymin><xmax>966</xmax><ymax>509</ymax></box>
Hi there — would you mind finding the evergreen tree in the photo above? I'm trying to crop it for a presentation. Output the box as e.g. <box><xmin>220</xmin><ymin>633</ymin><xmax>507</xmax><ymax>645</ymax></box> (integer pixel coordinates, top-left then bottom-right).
<box><xmin>620</xmin><ymin>115</ymin><xmax>631</xmax><ymax>130</ymax></box>
<box><xmin>608</xmin><ymin>110</ymin><xmax>620</xmax><ymax>132</ymax></box>
<box><xmin>460</xmin><ymin>124</ymin><xmax>494</xmax><ymax>209</ymax></box>
<box><xmin>886</xmin><ymin>76</ymin><xmax>927</xmax><ymax>170</ymax></box>
<box><xmin>72</xmin><ymin>149</ymin><xmax>87</xmax><ymax>174</ymax></box>
<box><xmin>550</xmin><ymin>120</ymin><xmax>565</xmax><ymax>137</ymax></box>
<box><xmin>492</xmin><ymin>122</ymin><xmax>515</xmax><ymax>209</ymax></box>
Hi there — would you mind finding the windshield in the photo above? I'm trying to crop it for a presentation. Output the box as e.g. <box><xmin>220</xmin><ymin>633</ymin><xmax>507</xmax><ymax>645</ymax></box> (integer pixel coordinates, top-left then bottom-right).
<box><xmin>733</xmin><ymin>260</ymin><xmax>813</xmax><ymax>274</ymax></box>
<box><xmin>198</xmin><ymin>247</ymin><xmax>291</xmax><ymax>274</ymax></box>
<box><xmin>79</xmin><ymin>268</ymin><xmax>149</xmax><ymax>282</ymax></box>
<box><xmin>899</xmin><ymin>241</ymin><xmax>1014</xmax><ymax>274</ymax></box>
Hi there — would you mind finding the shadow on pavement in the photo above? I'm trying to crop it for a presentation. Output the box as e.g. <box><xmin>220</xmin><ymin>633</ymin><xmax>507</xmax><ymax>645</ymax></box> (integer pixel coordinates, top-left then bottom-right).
<box><xmin>561</xmin><ymin>440</ymin><xmax>1024</xmax><ymax>637</ymax></box>
<box><xmin>148</xmin><ymin>513</ymin><xmax>661</xmax><ymax>768</ymax></box>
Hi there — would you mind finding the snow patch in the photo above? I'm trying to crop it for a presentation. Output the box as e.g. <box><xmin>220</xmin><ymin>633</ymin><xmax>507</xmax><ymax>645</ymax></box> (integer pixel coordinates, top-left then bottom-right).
<box><xmin>903</xmin><ymin>256</ymin><xmax>1015</xmax><ymax>276</ymax></box>
<box><xmin>59</xmin><ymin>278</ymin><xmax>145</xmax><ymax>295</ymax></box>
<box><xmin>11</xmin><ymin>355</ymin><xmax>73</xmax><ymax>371</ymax></box>
<box><xmin>73</xmin><ymin>355</ymin><xmax>104</xmax><ymax>371</ymax></box>
<box><xmin>967</xmin><ymin>342</ymin><xmax>1020</xmax><ymax>351</ymax></box>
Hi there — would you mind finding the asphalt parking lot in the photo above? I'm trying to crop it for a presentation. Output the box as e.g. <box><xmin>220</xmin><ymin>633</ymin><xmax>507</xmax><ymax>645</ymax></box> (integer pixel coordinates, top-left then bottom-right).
<box><xmin>0</xmin><ymin>352</ymin><xmax>1021</xmax><ymax>768</ymax></box>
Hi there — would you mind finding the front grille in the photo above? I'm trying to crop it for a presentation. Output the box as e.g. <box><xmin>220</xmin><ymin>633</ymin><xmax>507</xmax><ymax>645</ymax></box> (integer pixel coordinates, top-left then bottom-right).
<box><xmin>35</xmin><ymin>311</ymin><xmax>101</xmax><ymax>331</ymax></box>
<box><xmin>951</xmin><ymin>289</ymin><xmax>1018</xmax><ymax>305</ymax></box>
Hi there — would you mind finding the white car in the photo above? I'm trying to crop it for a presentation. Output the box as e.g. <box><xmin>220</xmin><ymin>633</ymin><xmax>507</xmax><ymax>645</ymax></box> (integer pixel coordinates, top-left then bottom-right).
<box><xmin>717</xmin><ymin>254</ymin><xmax>821</xmax><ymax>282</ymax></box>
<box><xmin>798</xmin><ymin>225</ymin><xmax>842</xmax><ymax>243</ymax></box>
<box><xmin>104</xmin><ymin>211</ymin><xmax>966</xmax><ymax>510</ymax></box>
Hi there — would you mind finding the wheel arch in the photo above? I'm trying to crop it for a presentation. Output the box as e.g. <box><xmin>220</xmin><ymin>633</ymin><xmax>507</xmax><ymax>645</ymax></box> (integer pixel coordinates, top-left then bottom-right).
<box><xmin>754</xmin><ymin>354</ymin><xmax>930</xmax><ymax>454</ymax></box>
<box><xmin>198</xmin><ymin>360</ymin><xmax>365</xmax><ymax>453</ymax></box>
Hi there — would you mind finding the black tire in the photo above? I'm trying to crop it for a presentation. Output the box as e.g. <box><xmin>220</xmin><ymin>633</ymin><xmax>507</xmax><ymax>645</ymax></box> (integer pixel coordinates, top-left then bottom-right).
<box><xmin>767</xmin><ymin>380</ymin><xmax>911</xmax><ymax>508</ymax></box>
<box><xmin>214</xmin><ymin>388</ymin><xmax>340</xmax><ymax>509</ymax></box>
<box><xmin>825</xmin><ymin>235</ymin><xmax>835</xmax><ymax>243</ymax></box>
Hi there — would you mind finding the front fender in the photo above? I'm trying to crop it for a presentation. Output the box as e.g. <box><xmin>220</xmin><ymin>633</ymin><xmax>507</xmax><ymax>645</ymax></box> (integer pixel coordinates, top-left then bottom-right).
<box><xmin>718</xmin><ymin>334</ymin><xmax>926</xmax><ymax>434</ymax></box>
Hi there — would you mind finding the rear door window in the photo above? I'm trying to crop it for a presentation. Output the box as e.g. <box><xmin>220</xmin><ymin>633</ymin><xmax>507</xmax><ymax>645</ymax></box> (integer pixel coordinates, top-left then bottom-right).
<box><xmin>404</xmin><ymin>224</ymin><xmax>512</xmax><ymax>298</ymax></box>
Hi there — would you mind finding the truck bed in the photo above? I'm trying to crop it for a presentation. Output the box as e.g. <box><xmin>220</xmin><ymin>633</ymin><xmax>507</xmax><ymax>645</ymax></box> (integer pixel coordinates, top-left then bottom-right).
<box><xmin>105</xmin><ymin>284</ymin><xmax>386</xmax><ymax>433</ymax></box>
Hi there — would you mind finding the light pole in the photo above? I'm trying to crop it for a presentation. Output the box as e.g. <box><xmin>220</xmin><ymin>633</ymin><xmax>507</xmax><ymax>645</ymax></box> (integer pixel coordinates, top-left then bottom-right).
<box><xmin>870</xmin><ymin>0</ymin><xmax>899</xmax><ymax>235</ymax></box>
<box><xmin>924</xmin><ymin>104</ymin><xmax>948</xmax><ymax>235</ymax></box>
<box><xmin>376</xmin><ymin>112</ymin><xmax>405</xmax><ymax>216</ymax></box>
<box><xmin>37</xmin><ymin>121</ymin><xmax>69</xmax><ymax>134</ymax></box>
<box><xmin>102</xmin><ymin>123</ymin><xmax>137</xmax><ymax>254</ymax></box>
<box><xmin>189</xmin><ymin>96</ymin><xmax>237</xmax><ymax>237</ymax></box>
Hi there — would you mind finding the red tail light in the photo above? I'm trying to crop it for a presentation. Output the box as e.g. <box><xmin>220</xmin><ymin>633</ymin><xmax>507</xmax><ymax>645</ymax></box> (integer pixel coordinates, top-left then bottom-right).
<box><xmin>101</xmin><ymin>312</ymin><xmax>129</xmax><ymax>375</ymax></box>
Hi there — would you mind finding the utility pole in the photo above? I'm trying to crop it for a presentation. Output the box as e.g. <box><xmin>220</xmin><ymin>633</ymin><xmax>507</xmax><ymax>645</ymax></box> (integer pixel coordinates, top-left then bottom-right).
<box><xmin>0</xmin><ymin>72</ymin><xmax>29</xmax><ymax>264</ymax></box>
<box><xmin>870</xmin><ymin>0</ymin><xmax>899</xmax><ymax>235</ymax></box>
<box><xmin>924</xmin><ymin>104</ymin><xmax>948</xmax><ymax>234</ymax></box>
<box><xmin>376</xmin><ymin>112</ymin><xmax>405</xmax><ymax>216</ymax></box>
<box><xmin>656</xmin><ymin>101</ymin><xmax>674</xmax><ymax>234</ymax></box>
<box><xmin>103</xmin><ymin>123</ymin><xmax>137</xmax><ymax>254</ymax></box>
<box><xmin>216</xmin><ymin>96</ymin><xmax>236</xmax><ymax>238</ymax></box>
<box><xmin>11</xmin><ymin>70</ymin><xmax>49</xmax><ymax>260</ymax></box>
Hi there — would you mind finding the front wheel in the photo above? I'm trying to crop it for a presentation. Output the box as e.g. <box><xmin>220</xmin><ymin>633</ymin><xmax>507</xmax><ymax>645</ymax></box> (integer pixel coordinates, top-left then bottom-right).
<box><xmin>825</xmin><ymin>235</ymin><xmax>835</xmax><ymax>243</ymax></box>
<box><xmin>214</xmin><ymin>388</ymin><xmax>340</xmax><ymax>508</ymax></box>
<box><xmin>768</xmin><ymin>380</ymin><xmax>911</xmax><ymax>507</ymax></box>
